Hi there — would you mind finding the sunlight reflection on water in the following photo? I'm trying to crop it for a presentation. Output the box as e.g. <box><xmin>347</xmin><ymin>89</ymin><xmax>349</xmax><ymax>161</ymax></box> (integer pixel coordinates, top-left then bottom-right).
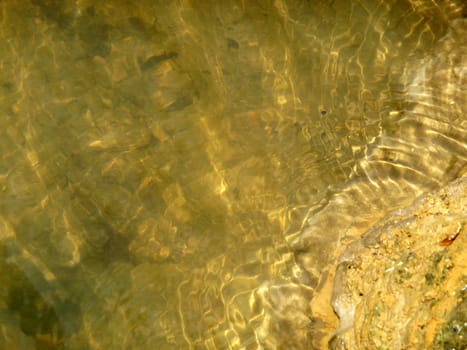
<box><xmin>0</xmin><ymin>0</ymin><xmax>465</xmax><ymax>349</ymax></box>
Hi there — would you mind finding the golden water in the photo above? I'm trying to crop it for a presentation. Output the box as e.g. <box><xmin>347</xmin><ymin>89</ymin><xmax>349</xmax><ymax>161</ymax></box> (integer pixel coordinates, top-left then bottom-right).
<box><xmin>0</xmin><ymin>0</ymin><xmax>465</xmax><ymax>349</ymax></box>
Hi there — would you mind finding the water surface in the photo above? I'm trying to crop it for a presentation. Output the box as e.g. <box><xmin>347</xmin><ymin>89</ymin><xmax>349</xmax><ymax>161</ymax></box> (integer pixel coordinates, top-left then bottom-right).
<box><xmin>0</xmin><ymin>0</ymin><xmax>465</xmax><ymax>349</ymax></box>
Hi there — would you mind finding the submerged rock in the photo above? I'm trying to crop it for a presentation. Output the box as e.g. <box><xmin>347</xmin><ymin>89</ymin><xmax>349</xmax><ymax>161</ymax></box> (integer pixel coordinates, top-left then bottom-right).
<box><xmin>330</xmin><ymin>176</ymin><xmax>466</xmax><ymax>349</ymax></box>
<box><xmin>288</xmin><ymin>17</ymin><xmax>466</xmax><ymax>348</ymax></box>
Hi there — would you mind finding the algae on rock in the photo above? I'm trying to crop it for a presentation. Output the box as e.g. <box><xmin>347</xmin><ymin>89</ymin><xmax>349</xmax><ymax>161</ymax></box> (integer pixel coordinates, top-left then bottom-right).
<box><xmin>330</xmin><ymin>176</ymin><xmax>466</xmax><ymax>349</ymax></box>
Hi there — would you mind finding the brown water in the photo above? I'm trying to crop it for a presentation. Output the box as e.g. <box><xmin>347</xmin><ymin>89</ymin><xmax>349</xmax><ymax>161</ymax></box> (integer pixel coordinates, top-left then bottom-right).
<box><xmin>0</xmin><ymin>0</ymin><xmax>465</xmax><ymax>349</ymax></box>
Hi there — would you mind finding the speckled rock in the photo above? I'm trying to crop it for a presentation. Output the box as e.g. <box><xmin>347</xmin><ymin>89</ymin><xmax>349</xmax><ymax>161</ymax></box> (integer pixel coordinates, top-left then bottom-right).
<box><xmin>330</xmin><ymin>176</ymin><xmax>466</xmax><ymax>349</ymax></box>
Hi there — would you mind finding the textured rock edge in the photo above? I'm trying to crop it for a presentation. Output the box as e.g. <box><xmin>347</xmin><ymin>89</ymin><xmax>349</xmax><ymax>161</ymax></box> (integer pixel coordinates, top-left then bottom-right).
<box><xmin>329</xmin><ymin>176</ymin><xmax>466</xmax><ymax>349</ymax></box>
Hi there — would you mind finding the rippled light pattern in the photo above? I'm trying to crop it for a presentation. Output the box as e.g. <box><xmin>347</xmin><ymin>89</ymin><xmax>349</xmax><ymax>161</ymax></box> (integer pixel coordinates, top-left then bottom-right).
<box><xmin>0</xmin><ymin>0</ymin><xmax>465</xmax><ymax>349</ymax></box>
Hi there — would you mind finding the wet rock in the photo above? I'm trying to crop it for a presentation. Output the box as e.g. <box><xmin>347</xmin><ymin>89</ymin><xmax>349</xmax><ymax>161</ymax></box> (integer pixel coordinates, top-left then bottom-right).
<box><xmin>330</xmin><ymin>176</ymin><xmax>466</xmax><ymax>349</ymax></box>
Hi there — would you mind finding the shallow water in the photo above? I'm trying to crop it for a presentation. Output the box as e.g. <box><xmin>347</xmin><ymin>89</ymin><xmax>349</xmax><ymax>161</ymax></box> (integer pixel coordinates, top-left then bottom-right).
<box><xmin>0</xmin><ymin>0</ymin><xmax>465</xmax><ymax>349</ymax></box>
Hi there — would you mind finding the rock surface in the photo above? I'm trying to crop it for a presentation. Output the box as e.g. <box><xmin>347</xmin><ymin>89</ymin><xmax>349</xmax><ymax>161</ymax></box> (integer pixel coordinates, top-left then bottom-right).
<box><xmin>330</xmin><ymin>176</ymin><xmax>466</xmax><ymax>349</ymax></box>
